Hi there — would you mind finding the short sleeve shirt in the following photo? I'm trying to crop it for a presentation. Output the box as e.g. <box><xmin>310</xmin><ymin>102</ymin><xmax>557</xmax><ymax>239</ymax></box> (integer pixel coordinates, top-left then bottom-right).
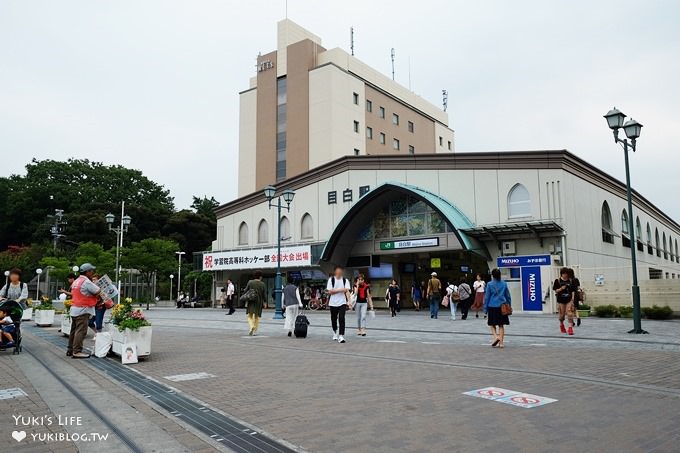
<box><xmin>327</xmin><ymin>277</ymin><xmax>351</xmax><ymax>307</ymax></box>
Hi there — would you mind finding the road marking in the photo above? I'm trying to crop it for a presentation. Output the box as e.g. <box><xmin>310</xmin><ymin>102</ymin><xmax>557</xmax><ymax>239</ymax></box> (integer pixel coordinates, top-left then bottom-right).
<box><xmin>164</xmin><ymin>372</ymin><xmax>217</xmax><ymax>382</ymax></box>
<box><xmin>377</xmin><ymin>340</ymin><xmax>406</xmax><ymax>343</ymax></box>
<box><xmin>0</xmin><ymin>387</ymin><xmax>27</xmax><ymax>400</ymax></box>
<box><xmin>421</xmin><ymin>341</ymin><xmax>441</xmax><ymax>345</ymax></box>
<box><xmin>241</xmin><ymin>336</ymin><xmax>269</xmax><ymax>339</ymax></box>
<box><xmin>463</xmin><ymin>387</ymin><xmax>557</xmax><ymax>409</ymax></box>
<box><xmin>530</xmin><ymin>343</ymin><xmax>547</xmax><ymax>347</ymax></box>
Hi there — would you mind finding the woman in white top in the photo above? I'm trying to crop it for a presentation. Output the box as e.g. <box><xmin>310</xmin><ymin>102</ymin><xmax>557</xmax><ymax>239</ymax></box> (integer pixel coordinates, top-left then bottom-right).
<box><xmin>471</xmin><ymin>273</ymin><xmax>486</xmax><ymax>318</ymax></box>
<box><xmin>446</xmin><ymin>282</ymin><xmax>458</xmax><ymax>320</ymax></box>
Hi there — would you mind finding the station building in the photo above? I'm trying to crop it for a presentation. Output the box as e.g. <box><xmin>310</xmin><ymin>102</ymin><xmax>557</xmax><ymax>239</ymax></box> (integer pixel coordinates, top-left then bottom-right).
<box><xmin>205</xmin><ymin>20</ymin><xmax>680</xmax><ymax>313</ymax></box>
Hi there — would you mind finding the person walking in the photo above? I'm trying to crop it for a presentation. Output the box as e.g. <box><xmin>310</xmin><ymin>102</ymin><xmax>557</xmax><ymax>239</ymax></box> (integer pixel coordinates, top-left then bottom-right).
<box><xmin>386</xmin><ymin>279</ymin><xmax>400</xmax><ymax>317</ymax></box>
<box><xmin>302</xmin><ymin>285</ymin><xmax>312</xmax><ymax>309</ymax></box>
<box><xmin>426</xmin><ymin>272</ymin><xmax>442</xmax><ymax>319</ymax></box>
<box><xmin>0</xmin><ymin>268</ymin><xmax>29</xmax><ymax>308</ymax></box>
<box><xmin>67</xmin><ymin>263</ymin><xmax>102</xmax><ymax>358</ymax></box>
<box><xmin>445</xmin><ymin>281</ymin><xmax>459</xmax><ymax>320</ymax></box>
<box><xmin>471</xmin><ymin>274</ymin><xmax>486</xmax><ymax>318</ymax></box>
<box><xmin>458</xmin><ymin>277</ymin><xmax>473</xmax><ymax>320</ymax></box>
<box><xmin>283</xmin><ymin>280</ymin><xmax>303</xmax><ymax>337</ymax></box>
<box><xmin>87</xmin><ymin>274</ymin><xmax>107</xmax><ymax>339</ymax></box>
<box><xmin>225</xmin><ymin>279</ymin><xmax>235</xmax><ymax>315</ymax></box>
<box><xmin>245</xmin><ymin>270</ymin><xmax>266</xmax><ymax>336</ymax></box>
<box><xmin>568</xmin><ymin>268</ymin><xmax>582</xmax><ymax>327</ymax></box>
<box><xmin>327</xmin><ymin>266</ymin><xmax>351</xmax><ymax>343</ymax></box>
<box><xmin>410</xmin><ymin>281</ymin><xmax>422</xmax><ymax>311</ymax></box>
<box><xmin>553</xmin><ymin>267</ymin><xmax>576</xmax><ymax>335</ymax></box>
<box><xmin>483</xmin><ymin>268</ymin><xmax>511</xmax><ymax>348</ymax></box>
<box><xmin>353</xmin><ymin>274</ymin><xmax>373</xmax><ymax>336</ymax></box>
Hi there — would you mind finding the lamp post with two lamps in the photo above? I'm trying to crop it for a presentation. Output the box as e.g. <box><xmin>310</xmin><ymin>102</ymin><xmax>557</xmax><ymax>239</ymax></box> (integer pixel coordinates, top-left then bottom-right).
<box><xmin>105</xmin><ymin>202</ymin><xmax>132</xmax><ymax>304</ymax></box>
<box><xmin>603</xmin><ymin>107</ymin><xmax>646</xmax><ymax>334</ymax></box>
<box><xmin>176</xmin><ymin>252</ymin><xmax>186</xmax><ymax>302</ymax></box>
<box><xmin>263</xmin><ymin>185</ymin><xmax>296</xmax><ymax>320</ymax></box>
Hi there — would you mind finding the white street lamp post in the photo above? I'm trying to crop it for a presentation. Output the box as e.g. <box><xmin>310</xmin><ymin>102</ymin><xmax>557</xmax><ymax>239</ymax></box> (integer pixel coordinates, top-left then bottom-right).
<box><xmin>3</xmin><ymin>270</ymin><xmax>9</xmax><ymax>287</ymax></box>
<box><xmin>169</xmin><ymin>274</ymin><xmax>174</xmax><ymax>301</ymax></box>
<box><xmin>35</xmin><ymin>268</ymin><xmax>43</xmax><ymax>301</ymax></box>
<box><xmin>176</xmin><ymin>252</ymin><xmax>185</xmax><ymax>302</ymax></box>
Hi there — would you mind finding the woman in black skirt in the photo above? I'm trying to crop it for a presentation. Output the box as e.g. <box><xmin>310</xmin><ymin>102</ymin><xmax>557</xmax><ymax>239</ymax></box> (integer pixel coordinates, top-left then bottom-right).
<box><xmin>483</xmin><ymin>268</ymin><xmax>511</xmax><ymax>348</ymax></box>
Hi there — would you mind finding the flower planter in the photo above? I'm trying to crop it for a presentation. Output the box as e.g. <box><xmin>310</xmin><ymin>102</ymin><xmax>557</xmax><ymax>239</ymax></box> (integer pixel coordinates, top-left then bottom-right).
<box><xmin>577</xmin><ymin>310</ymin><xmax>590</xmax><ymax>318</ymax></box>
<box><xmin>61</xmin><ymin>315</ymin><xmax>72</xmax><ymax>336</ymax></box>
<box><xmin>21</xmin><ymin>308</ymin><xmax>33</xmax><ymax>321</ymax></box>
<box><xmin>34</xmin><ymin>309</ymin><xmax>56</xmax><ymax>327</ymax></box>
<box><xmin>109</xmin><ymin>325</ymin><xmax>152</xmax><ymax>358</ymax></box>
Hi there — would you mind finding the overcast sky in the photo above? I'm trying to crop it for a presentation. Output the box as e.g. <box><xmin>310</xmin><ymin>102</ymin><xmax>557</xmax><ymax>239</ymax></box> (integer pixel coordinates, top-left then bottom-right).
<box><xmin>1</xmin><ymin>0</ymin><xmax>679</xmax><ymax>219</ymax></box>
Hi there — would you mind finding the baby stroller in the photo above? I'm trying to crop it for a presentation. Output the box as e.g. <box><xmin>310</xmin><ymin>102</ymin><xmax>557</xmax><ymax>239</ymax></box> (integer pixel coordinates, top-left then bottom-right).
<box><xmin>0</xmin><ymin>300</ymin><xmax>23</xmax><ymax>355</ymax></box>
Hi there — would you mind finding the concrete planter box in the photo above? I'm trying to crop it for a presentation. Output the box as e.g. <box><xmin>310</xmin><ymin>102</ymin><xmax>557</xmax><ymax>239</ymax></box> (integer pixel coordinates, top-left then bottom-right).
<box><xmin>109</xmin><ymin>325</ymin><xmax>152</xmax><ymax>358</ymax></box>
<box><xmin>61</xmin><ymin>315</ymin><xmax>71</xmax><ymax>336</ymax></box>
<box><xmin>34</xmin><ymin>309</ymin><xmax>56</xmax><ymax>327</ymax></box>
<box><xmin>577</xmin><ymin>309</ymin><xmax>591</xmax><ymax>318</ymax></box>
<box><xmin>21</xmin><ymin>308</ymin><xmax>33</xmax><ymax>321</ymax></box>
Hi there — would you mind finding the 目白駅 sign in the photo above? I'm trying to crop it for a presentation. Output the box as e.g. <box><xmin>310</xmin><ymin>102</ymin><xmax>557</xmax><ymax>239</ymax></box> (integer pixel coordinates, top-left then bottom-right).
<box><xmin>380</xmin><ymin>238</ymin><xmax>439</xmax><ymax>251</ymax></box>
<box><xmin>203</xmin><ymin>246</ymin><xmax>312</xmax><ymax>271</ymax></box>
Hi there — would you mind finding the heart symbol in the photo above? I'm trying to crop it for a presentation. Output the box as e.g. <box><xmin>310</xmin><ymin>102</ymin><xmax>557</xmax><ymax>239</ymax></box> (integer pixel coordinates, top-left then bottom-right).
<box><xmin>12</xmin><ymin>430</ymin><xmax>26</xmax><ymax>442</ymax></box>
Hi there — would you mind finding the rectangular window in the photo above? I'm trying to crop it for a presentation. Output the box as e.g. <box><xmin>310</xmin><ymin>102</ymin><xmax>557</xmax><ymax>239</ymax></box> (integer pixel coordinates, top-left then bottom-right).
<box><xmin>343</xmin><ymin>189</ymin><xmax>353</xmax><ymax>202</ymax></box>
<box><xmin>379</xmin><ymin>133</ymin><xmax>386</xmax><ymax>144</ymax></box>
<box><xmin>276</xmin><ymin>77</ymin><xmax>287</xmax><ymax>182</ymax></box>
<box><xmin>448</xmin><ymin>140</ymin><xmax>452</xmax><ymax>150</ymax></box>
<box><xmin>392</xmin><ymin>113</ymin><xmax>399</xmax><ymax>125</ymax></box>
<box><xmin>366</xmin><ymin>100</ymin><xmax>372</xmax><ymax>112</ymax></box>
<box><xmin>359</xmin><ymin>185</ymin><xmax>370</xmax><ymax>197</ymax></box>
<box><xmin>353</xmin><ymin>120</ymin><xmax>360</xmax><ymax>133</ymax></box>
<box><xmin>353</xmin><ymin>92</ymin><xmax>359</xmax><ymax>105</ymax></box>
<box><xmin>407</xmin><ymin>121</ymin><xmax>414</xmax><ymax>133</ymax></box>
<box><xmin>439</xmin><ymin>136</ymin><xmax>443</xmax><ymax>146</ymax></box>
<box><xmin>393</xmin><ymin>138</ymin><xmax>400</xmax><ymax>150</ymax></box>
<box><xmin>328</xmin><ymin>191</ymin><xmax>337</xmax><ymax>204</ymax></box>
<box><xmin>408</xmin><ymin>145</ymin><xmax>415</xmax><ymax>154</ymax></box>
<box><xmin>354</xmin><ymin>148</ymin><xmax>360</xmax><ymax>156</ymax></box>
<box><xmin>366</xmin><ymin>127</ymin><xmax>373</xmax><ymax>139</ymax></box>
<box><xmin>379</xmin><ymin>107</ymin><xmax>385</xmax><ymax>119</ymax></box>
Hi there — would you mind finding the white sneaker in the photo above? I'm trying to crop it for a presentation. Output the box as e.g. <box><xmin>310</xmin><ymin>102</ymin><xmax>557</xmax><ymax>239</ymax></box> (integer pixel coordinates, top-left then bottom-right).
<box><xmin>339</xmin><ymin>336</ymin><xmax>346</xmax><ymax>343</ymax></box>
<box><xmin>332</xmin><ymin>333</ymin><xmax>339</xmax><ymax>341</ymax></box>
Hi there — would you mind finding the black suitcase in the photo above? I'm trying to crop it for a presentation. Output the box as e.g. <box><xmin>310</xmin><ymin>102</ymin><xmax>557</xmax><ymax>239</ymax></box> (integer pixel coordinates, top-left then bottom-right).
<box><xmin>294</xmin><ymin>314</ymin><xmax>309</xmax><ymax>338</ymax></box>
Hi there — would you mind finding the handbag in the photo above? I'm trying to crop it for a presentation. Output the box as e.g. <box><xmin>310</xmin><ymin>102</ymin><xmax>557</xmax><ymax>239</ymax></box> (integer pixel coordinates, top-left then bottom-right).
<box><xmin>239</xmin><ymin>288</ymin><xmax>258</xmax><ymax>304</ymax></box>
<box><xmin>501</xmin><ymin>303</ymin><xmax>513</xmax><ymax>316</ymax></box>
<box><xmin>103</xmin><ymin>298</ymin><xmax>114</xmax><ymax>309</ymax></box>
<box><xmin>442</xmin><ymin>295</ymin><xmax>450</xmax><ymax>307</ymax></box>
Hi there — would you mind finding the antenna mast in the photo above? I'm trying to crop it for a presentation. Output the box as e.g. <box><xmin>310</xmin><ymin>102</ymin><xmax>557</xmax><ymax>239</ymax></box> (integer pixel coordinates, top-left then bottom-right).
<box><xmin>390</xmin><ymin>48</ymin><xmax>395</xmax><ymax>80</ymax></box>
<box><xmin>442</xmin><ymin>89</ymin><xmax>448</xmax><ymax>112</ymax></box>
<box><xmin>350</xmin><ymin>26</ymin><xmax>354</xmax><ymax>56</ymax></box>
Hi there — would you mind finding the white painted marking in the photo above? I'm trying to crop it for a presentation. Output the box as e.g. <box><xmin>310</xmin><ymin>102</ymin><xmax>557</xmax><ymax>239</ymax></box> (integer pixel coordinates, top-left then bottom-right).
<box><xmin>529</xmin><ymin>344</ymin><xmax>547</xmax><ymax>347</ymax></box>
<box><xmin>0</xmin><ymin>388</ymin><xmax>27</xmax><ymax>400</ymax></box>
<box><xmin>463</xmin><ymin>387</ymin><xmax>557</xmax><ymax>409</ymax></box>
<box><xmin>241</xmin><ymin>335</ymin><xmax>269</xmax><ymax>339</ymax></box>
<box><xmin>377</xmin><ymin>340</ymin><xmax>406</xmax><ymax>343</ymax></box>
<box><xmin>421</xmin><ymin>341</ymin><xmax>441</xmax><ymax>345</ymax></box>
<box><xmin>164</xmin><ymin>372</ymin><xmax>217</xmax><ymax>382</ymax></box>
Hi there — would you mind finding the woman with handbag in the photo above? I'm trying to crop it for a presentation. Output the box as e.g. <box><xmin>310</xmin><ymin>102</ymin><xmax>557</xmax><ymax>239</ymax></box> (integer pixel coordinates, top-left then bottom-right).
<box><xmin>483</xmin><ymin>268</ymin><xmax>511</xmax><ymax>349</ymax></box>
<box><xmin>88</xmin><ymin>275</ymin><xmax>112</xmax><ymax>338</ymax></box>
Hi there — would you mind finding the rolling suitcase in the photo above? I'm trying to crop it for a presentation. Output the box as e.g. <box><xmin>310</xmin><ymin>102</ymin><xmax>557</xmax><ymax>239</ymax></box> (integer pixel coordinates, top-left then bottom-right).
<box><xmin>294</xmin><ymin>312</ymin><xmax>310</xmax><ymax>338</ymax></box>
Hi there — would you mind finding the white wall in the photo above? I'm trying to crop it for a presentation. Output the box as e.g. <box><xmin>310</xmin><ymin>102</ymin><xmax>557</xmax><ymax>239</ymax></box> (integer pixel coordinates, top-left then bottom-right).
<box><xmin>237</xmin><ymin>89</ymin><xmax>257</xmax><ymax>197</ymax></box>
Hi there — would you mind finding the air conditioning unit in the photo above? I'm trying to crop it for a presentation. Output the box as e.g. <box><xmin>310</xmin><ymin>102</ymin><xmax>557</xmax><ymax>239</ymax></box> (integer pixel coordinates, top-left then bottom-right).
<box><xmin>501</xmin><ymin>241</ymin><xmax>516</xmax><ymax>255</ymax></box>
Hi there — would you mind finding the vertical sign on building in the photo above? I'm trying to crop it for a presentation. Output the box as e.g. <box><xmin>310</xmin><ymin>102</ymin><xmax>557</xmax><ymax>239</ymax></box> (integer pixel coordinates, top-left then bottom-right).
<box><xmin>520</xmin><ymin>266</ymin><xmax>542</xmax><ymax>311</ymax></box>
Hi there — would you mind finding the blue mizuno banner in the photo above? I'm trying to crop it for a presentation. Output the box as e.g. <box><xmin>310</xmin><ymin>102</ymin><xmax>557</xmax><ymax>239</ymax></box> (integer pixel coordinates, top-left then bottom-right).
<box><xmin>521</xmin><ymin>266</ymin><xmax>543</xmax><ymax>311</ymax></box>
<box><xmin>497</xmin><ymin>255</ymin><xmax>551</xmax><ymax>268</ymax></box>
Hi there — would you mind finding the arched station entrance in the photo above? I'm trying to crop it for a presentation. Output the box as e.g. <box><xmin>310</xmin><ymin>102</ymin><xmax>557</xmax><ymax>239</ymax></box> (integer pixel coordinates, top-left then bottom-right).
<box><xmin>321</xmin><ymin>182</ymin><xmax>490</xmax><ymax>307</ymax></box>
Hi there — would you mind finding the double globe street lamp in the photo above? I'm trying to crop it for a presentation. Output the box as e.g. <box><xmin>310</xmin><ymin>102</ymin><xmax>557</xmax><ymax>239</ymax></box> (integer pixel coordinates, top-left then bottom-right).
<box><xmin>263</xmin><ymin>185</ymin><xmax>296</xmax><ymax>320</ymax></box>
<box><xmin>603</xmin><ymin>107</ymin><xmax>645</xmax><ymax>334</ymax></box>
<box><xmin>105</xmin><ymin>204</ymin><xmax>132</xmax><ymax>304</ymax></box>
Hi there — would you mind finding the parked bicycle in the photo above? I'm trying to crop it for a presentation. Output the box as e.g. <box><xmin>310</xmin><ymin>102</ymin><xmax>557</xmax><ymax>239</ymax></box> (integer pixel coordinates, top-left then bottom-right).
<box><xmin>308</xmin><ymin>296</ymin><xmax>329</xmax><ymax>310</ymax></box>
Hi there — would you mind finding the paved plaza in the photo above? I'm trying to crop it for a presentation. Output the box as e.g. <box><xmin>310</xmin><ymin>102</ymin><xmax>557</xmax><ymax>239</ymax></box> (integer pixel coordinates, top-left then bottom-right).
<box><xmin>2</xmin><ymin>307</ymin><xmax>679</xmax><ymax>452</ymax></box>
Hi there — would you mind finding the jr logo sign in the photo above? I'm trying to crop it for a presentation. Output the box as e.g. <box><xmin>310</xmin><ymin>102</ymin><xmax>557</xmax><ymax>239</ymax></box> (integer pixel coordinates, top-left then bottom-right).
<box><xmin>521</xmin><ymin>266</ymin><xmax>542</xmax><ymax>311</ymax></box>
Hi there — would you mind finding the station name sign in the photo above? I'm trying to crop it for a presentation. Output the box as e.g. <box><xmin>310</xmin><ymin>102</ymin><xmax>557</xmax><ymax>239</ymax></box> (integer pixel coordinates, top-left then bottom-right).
<box><xmin>380</xmin><ymin>238</ymin><xmax>439</xmax><ymax>251</ymax></box>
<box><xmin>203</xmin><ymin>245</ymin><xmax>312</xmax><ymax>271</ymax></box>
<box><xmin>496</xmin><ymin>254</ymin><xmax>551</xmax><ymax>268</ymax></box>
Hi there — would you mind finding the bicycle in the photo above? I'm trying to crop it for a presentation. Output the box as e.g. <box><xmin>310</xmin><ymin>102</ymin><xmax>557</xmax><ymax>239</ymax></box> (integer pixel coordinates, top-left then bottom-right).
<box><xmin>308</xmin><ymin>297</ymin><xmax>328</xmax><ymax>310</ymax></box>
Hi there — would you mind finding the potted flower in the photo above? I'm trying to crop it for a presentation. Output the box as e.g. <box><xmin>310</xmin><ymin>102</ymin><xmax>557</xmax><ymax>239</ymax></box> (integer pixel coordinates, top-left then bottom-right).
<box><xmin>34</xmin><ymin>301</ymin><xmax>56</xmax><ymax>327</ymax></box>
<box><xmin>60</xmin><ymin>300</ymin><xmax>73</xmax><ymax>336</ymax></box>
<box><xmin>109</xmin><ymin>297</ymin><xmax>152</xmax><ymax>357</ymax></box>
<box><xmin>21</xmin><ymin>298</ymin><xmax>33</xmax><ymax>321</ymax></box>
<box><xmin>577</xmin><ymin>304</ymin><xmax>591</xmax><ymax>318</ymax></box>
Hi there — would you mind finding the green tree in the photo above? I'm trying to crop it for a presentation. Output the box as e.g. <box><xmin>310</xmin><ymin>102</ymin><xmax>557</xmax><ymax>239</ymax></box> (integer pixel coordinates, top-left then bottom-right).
<box><xmin>121</xmin><ymin>238</ymin><xmax>178</xmax><ymax>304</ymax></box>
<box><xmin>183</xmin><ymin>270</ymin><xmax>214</xmax><ymax>300</ymax></box>
<box><xmin>73</xmin><ymin>242</ymin><xmax>116</xmax><ymax>277</ymax></box>
<box><xmin>191</xmin><ymin>196</ymin><xmax>219</xmax><ymax>221</ymax></box>
<box><xmin>38</xmin><ymin>256</ymin><xmax>72</xmax><ymax>287</ymax></box>
<box><xmin>162</xmin><ymin>210</ymin><xmax>215</xmax><ymax>259</ymax></box>
<box><xmin>0</xmin><ymin>246</ymin><xmax>44</xmax><ymax>278</ymax></box>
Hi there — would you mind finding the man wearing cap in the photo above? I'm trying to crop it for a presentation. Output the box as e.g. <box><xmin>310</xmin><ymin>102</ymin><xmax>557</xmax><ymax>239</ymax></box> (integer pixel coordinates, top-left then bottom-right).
<box><xmin>66</xmin><ymin>263</ymin><xmax>102</xmax><ymax>358</ymax></box>
<box><xmin>425</xmin><ymin>272</ymin><xmax>442</xmax><ymax>319</ymax></box>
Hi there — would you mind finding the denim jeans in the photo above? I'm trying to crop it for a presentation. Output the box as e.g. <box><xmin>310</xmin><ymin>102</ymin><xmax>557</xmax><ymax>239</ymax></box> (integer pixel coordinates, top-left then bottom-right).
<box><xmin>449</xmin><ymin>301</ymin><xmax>458</xmax><ymax>320</ymax></box>
<box><xmin>356</xmin><ymin>302</ymin><xmax>368</xmax><ymax>329</ymax></box>
<box><xmin>430</xmin><ymin>295</ymin><xmax>441</xmax><ymax>318</ymax></box>
<box><xmin>88</xmin><ymin>307</ymin><xmax>106</xmax><ymax>331</ymax></box>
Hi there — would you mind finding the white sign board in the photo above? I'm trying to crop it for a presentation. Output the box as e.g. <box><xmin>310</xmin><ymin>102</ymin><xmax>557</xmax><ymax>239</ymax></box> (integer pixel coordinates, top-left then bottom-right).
<box><xmin>203</xmin><ymin>246</ymin><xmax>313</xmax><ymax>271</ymax></box>
<box><xmin>96</xmin><ymin>275</ymin><xmax>119</xmax><ymax>301</ymax></box>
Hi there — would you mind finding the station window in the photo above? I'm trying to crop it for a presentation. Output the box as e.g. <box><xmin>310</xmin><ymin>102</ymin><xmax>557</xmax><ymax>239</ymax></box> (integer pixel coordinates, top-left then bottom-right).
<box><xmin>280</xmin><ymin>216</ymin><xmax>290</xmax><ymax>241</ymax></box>
<box><xmin>655</xmin><ymin>228</ymin><xmax>661</xmax><ymax>257</ymax></box>
<box><xmin>408</xmin><ymin>145</ymin><xmax>415</xmax><ymax>154</ymax></box>
<box><xmin>353</xmin><ymin>120</ymin><xmax>360</xmax><ymax>133</ymax></box>
<box><xmin>439</xmin><ymin>136</ymin><xmax>443</xmax><ymax>146</ymax></box>
<box><xmin>601</xmin><ymin>202</ymin><xmax>615</xmax><ymax>244</ymax></box>
<box><xmin>353</xmin><ymin>92</ymin><xmax>359</xmax><ymax>105</ymax></box>
<box><xmin>636</xmin><ymin>217</ymin><xmax>644</xmax><ymax>251</ymax></box>
<box><xmin>407</xmin><ymin>121</ymin><xmax>414</xmax><ymax>133</ymax></box>
<box><xmin>508</xmin><ymin>184</ymin><xmax>531</xmax><ymax>218</ymax></box>
<box><xmin>379</xmin><ymin>106</ymin><xmax>385</xmax><ymax>119</ymax></box>
<box><xmin>448</xmin><ymin>141</ymin><xmax>452</xmax><ymax>150</ymax></box>
<box><xmin>238</xmin><ymin>222</ymin><xmax>248</xmax><ymax>245</ymax></box>
<box><xmin>663</xmin><ymin>232</ymin><xmax>668</xmax><ymax>259</ymax></box>
<box><xmin>646</xmin><ymin>223</ymin><xmax>653</xmax><ymax>255</ymax></box>
<box><xmin>366</xmin><ymin>99</ymin><xmax>372</xmax><ymax>112</ymax></box>
<box><xmin>379</xmin><ymin>132</ymin><xmax>386</xmax><ymax>144</ymax></box>
<box><xmin>301</xmin><ymin>214</ymin><xmax>313</xmax><ymax>239</ymax></box>
<box><xmin>392</xmin><ymin>113</ymin><xmax>399</xmax><ymax>125</ymax></box>
<box><xmin>393</xmin><ymin>138</ymin><xmax>400</xmax><ymax>150</ymax></box>
<box><xmin>354</xmin><ymin>148</ymin><xmax>360</xmax><ymax>156</ymax></box>
<box><xmin>257</xmin><ymin>219</ymin><xmax>268</xmax><ymax>244</ymax></box>
<box><xmin>621</xmin><ymin>209</ymin><xmax>631</xmax><ymax>248</ymax></box>
<box><xmin>366</xmin><ymin>127</ymin><xmax>373</xmax><ymax>139</ymax></box>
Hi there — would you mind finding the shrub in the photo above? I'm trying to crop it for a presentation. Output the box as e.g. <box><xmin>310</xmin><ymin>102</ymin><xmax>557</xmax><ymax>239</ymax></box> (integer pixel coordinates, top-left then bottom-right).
<box><xmin>618</xmin><ymin>305</ymin><xmax>634</xmax><ymax>318</ymax></box>
<box><xmin>642</xmin><ymin>305</ymin><xmax>673</xmax><ymax>320</ymax></box>
<box><xmin>34</xmin><ymin>303</ymin><xmax>55</xmax><ymax>311</ymax></box>
<box><xmin>594</xmin><ymin>305</ymin><xmax>618</xmax><ymax>318</ymax></box>
<box><xmin>578</xmin><ymin>304</ymin><xmax>591</xmax><ymax>311</ymax></box>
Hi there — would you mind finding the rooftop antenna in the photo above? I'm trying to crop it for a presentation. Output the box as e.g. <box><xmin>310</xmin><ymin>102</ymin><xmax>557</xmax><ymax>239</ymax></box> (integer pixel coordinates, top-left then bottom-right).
<box><xmin>390</xmin><ymin>48</ymin><xmax>395</xmax><ymax>81</ymax></box>
<box><xmin>350</xmin><ymin>26</ymin><xmax>355</xmax><ymax>56</ymax></box>
<box><xmin>442</xmin><ymin>89</ymin><xmax>448</xmax><ymax>112</ymax></box>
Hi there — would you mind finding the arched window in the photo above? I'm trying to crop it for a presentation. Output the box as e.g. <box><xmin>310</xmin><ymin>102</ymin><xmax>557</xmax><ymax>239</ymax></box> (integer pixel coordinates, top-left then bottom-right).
<box><xmin>675</xmin><ymin>239</ymin><xmax>679</xmax><ymax>263</ymax></box>
<box><xmin>601</xmin><ymin>202</ymin><xmax>615</xmax><ymax>244</ymax></box>
<box><xmin>646</xmin><ymin>223</ymin><xmax>653</xmax><ymax>255</ymax></box>
<box><xmin>621</xmin><ymin>210</ymin><xmax>630</xmax><ymax>248</ymax></box>
<box><xmin>670</xmin><ymin>235</ymin><xmax>675</xmax><ymax>261</ymax></box>
<box><xmin>238</xmin><ymin>222</ymin><xmax>249</xmax><ymax>245</ymax></box>
<box><xmin>663</xmin><ymin>232</ymin><xmax>668</xmax><ymax>259</ymax></box>
<box><xmin>635</xmin><ymin>217</ymin><xmax>643</xmax><ymax>251</ymax></box>
<box><xmin>655</xmin><ymin>228</ymin><xmax>661</xmax><ymax>257</ymax></box>
<box><xmin>301</xmin><ymin>213</ymin><xmax>313</xmax><ymax>239</ymax></box>
<box><xmin>279</xmin><ymin>216</ymin><xmax>291</xmax><ymax>241</ymax></box>
<box><xmin>507</xmin><ymin>184</ymin><xmax>531</xmax><ymax>218</ymax></box>
<box><xmin>258</xmin><ymin>219</ymin><xmax>269</xmax><ymax>244</ymax></box>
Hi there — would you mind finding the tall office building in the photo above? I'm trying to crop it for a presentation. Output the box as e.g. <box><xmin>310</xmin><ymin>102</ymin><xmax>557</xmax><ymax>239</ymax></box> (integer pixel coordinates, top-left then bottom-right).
<box><xmin>238</xmin><ymin>19</ymin><xmax>455</xmax><ymax>196</ymax></box>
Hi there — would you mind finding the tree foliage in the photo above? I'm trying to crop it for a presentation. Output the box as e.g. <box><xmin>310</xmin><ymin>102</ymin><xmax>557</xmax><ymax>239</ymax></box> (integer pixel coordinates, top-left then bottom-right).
<box><xmin>121</xmin><ymin>238</ymin><xmax>178</xmax><ymax>302</ymax></box>
<box><xmin>191</xmin><ymin>196</ymin><xmax>219</xmax><ymax>221</ymax></box>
